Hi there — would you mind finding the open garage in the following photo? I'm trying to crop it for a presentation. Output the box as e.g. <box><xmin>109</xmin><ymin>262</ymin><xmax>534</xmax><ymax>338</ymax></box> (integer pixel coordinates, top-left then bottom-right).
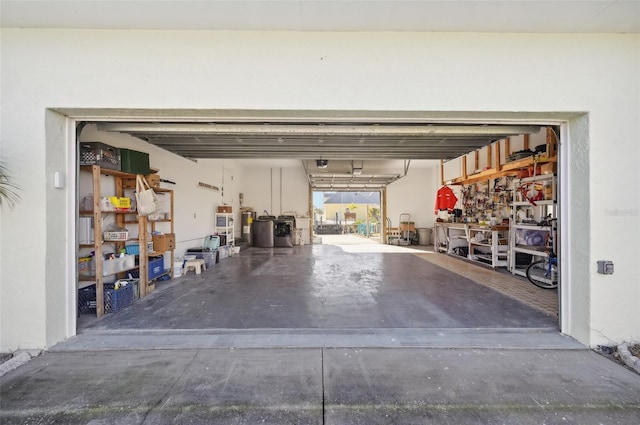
<box><xmin>71</xmin><ymin>116</ymin><xmax>562</xmax><ymax>336</ymax></box>
<box><xmin>1</xmin><ymin>1</ymin><xmax>638</xmax><ymax>353</ymax></box>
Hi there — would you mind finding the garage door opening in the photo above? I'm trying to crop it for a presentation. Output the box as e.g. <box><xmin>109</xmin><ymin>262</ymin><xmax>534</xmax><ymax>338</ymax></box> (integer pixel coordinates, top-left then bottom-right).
<box><xmin>313</xmin><ymin>191</ymin><xmax>381</xmax><ymax>242</ymax></box>
<box><xmin>67</xmin><ymin>111</ymin><xmax>566</xmax><ymax>340</ymax></box>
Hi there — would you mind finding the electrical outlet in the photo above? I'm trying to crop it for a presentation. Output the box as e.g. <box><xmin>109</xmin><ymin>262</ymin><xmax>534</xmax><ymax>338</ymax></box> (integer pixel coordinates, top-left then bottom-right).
<box><xmin>597</xmin><ymin>260</ymin><xmax>614</xmax><ymax>275</ymax></box>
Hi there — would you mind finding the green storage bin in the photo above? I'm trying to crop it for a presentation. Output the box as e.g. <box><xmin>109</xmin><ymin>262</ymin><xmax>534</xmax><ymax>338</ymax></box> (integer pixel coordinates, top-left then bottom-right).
<box><xmin>120</xmin><ymin>148</ymin><xmax>150</xmax><ymax>175</ymax></box>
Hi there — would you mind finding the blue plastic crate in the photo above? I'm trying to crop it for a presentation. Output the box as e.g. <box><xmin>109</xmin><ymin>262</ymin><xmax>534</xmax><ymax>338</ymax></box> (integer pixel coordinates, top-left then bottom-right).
<box><xmin>124</xmin><ymin>242</ymin><xmax>153</xmax><ymax>255</ymax></box>
<box><xmin>77</xmin><ymin>282</ymin><xmax>134</xmax><ymax>314</ymax></box>
<box><xmin>105</xmin><ymin>283</ymin><xmax>134</xmax><ymax>313</ymax></box>
<box><xmin>148</xmin><ymin>256</ymin><xmax>165</xmax><ymax>280</ymax></box>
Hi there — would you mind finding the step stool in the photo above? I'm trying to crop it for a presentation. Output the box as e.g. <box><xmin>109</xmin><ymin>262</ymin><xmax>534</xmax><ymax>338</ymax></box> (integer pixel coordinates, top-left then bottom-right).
<box><xmin>184</xmin><ymin>259</ymin><xmax>206</xmax><ymax>275</ymax></box>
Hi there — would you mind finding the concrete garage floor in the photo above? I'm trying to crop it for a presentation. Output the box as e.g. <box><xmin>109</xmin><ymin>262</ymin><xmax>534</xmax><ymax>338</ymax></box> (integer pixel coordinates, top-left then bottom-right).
<box><xmin>79</xmin><ymin>240</ymin><xmax>556</xmax><ymax>331</ymax></box>
<box><xmin>3</xmin><ymin>237</ymin><xmax>640</xmax><ymax>424</ymax></box>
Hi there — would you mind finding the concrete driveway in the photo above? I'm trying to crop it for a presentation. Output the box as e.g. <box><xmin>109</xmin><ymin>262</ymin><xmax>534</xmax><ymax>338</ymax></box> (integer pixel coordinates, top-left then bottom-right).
<box><xmin>3</xmin><ymin>241</ymin><xmax>638</xmax><ymax>424</ymax></box>
<box><xmin>1</xmin><ymin>344</ymin><xmax>639</xmax><ymax>424</ymax></box>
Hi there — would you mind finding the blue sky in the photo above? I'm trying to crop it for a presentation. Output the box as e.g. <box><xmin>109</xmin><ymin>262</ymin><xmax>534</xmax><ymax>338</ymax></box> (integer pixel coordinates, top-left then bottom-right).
<box><xmin>313</xmin><ymin>191</ymin><xmax>324</xmax><ymax>209</ymax></box>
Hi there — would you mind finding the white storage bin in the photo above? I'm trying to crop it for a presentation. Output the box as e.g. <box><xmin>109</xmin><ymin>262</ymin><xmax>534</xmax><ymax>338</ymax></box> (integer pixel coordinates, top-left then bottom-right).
<box><xmin>102</xmin><ymin>255</ymin><xmax>135</xmax><ymax>276</ymax></box>
<box><xmin>119</xmin><ymin>255</ymin><xmax>135</xmax><ymax>272</ymax></box>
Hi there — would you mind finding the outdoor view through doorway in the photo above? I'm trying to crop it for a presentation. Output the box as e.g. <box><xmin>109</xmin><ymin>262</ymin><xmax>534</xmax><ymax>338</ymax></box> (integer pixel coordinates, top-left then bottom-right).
<box><xmin>313</xmin><ymin>191</ymin><xmax>382</xmax><ymax>243</ymax></box>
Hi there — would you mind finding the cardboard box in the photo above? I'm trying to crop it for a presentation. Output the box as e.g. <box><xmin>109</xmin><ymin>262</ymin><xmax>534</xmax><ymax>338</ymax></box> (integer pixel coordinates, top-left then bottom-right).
<box><xmin>217</xmin><ymin>205</ymin><xmax>232</xmax><ymax>213</ymax></box>
<box><xmin>121</xmin><ymin>174</ymin><xmax>160</xmax><ymax>189</ymax></box>
<box><xmin>146</xmin><ymin>174</ymin><xmax>160</xmax><ymax>188</ymax></box>
<box><xmin>541</xmin><ymin>162</ymin><xmax>556</xmax><ymax>175</ymax></box>
<box><xmin>400</xmin><ymin>222</ymin><xmax>416</xmax><ymax>232</ymax></box>
<box><xmin>152</xmin><ymin>233</ymin><xmax>175</xmax><ymax>252</ymax></box>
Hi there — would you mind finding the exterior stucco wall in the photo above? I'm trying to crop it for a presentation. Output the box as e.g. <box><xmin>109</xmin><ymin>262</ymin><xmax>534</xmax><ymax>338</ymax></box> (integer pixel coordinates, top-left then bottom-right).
<box><xmin>1</xmin><ymin>29</ymin><xmax>638</xmax><ymax>350</ymax></box>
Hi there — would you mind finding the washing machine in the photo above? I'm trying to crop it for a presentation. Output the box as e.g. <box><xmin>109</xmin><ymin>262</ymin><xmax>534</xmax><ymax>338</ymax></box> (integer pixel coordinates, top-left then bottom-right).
<box><xmin>274</xmin><ymin>215</ymin><xmax>296</xmax><ymax>247</ymax></box>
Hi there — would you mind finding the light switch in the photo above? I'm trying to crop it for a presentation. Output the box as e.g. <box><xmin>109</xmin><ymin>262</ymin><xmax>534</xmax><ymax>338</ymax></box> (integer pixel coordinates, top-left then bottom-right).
<box><xmin>54</xmin><ymin>171</ymin><xmax>65</xmax><ymax>189</ymax></box>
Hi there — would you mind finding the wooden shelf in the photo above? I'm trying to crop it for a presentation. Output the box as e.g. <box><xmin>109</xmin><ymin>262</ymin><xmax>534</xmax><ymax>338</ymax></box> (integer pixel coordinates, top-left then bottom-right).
<box><xmin>501</xmin><ymin>155</ymin><xmax>557</xmax><ymax>172</ymax></box>
<box><xmin>80</xmin><ymin>165</ymin><xmax>137</xmax><ymax>179</ymax></box>
<box><xmin>448</xmin><ymin>156</ymin><xmax>557</xmax><ymax>186</ymax></box>
<box><xmin>79</xmin><ymin>276</ymin><xmax>96</xmax><ymax>282</ymax></box>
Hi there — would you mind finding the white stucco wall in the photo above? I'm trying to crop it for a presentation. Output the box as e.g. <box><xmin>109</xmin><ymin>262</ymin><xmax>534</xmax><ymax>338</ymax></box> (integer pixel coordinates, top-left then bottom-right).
<box><xmin>1</xmin><ymin>29</ymin><xmax>639</xmax><ymax>350</ymax></box>
<box><xmin>387</xmin><ymin>166</ymin><xmax>438</xmax><ymax>230</ymax></box>
<box><xmin>241</xmin><ymin>165</ymin><xmax>310</xmax><ymax>218</ymax></box>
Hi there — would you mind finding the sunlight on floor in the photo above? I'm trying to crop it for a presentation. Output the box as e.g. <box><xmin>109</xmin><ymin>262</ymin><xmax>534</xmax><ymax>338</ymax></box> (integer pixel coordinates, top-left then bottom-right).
<box><xmin>316</xmin><ymin>234</ymin><xmax>557</xmax><ymax>317</ymax></box>
<box><xmin>317</xmin><ymin>234</ymin><xmax>432</xmax><ymax>253</ymax></box>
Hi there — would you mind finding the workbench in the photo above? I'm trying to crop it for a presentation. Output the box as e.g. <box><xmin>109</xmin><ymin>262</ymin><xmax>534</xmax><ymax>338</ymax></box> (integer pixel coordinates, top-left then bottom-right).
<box><xmin>433</xmin><ymin>222</ymin><xmax>510</xmax><ymax>268</ymax></box>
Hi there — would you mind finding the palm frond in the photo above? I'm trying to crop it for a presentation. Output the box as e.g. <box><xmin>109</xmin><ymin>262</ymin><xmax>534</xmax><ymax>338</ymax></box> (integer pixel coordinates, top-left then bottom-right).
<box><xmin>0</xmin><ymin>162</ymin><xmax>21</xmax><ymax>209</ymax></box>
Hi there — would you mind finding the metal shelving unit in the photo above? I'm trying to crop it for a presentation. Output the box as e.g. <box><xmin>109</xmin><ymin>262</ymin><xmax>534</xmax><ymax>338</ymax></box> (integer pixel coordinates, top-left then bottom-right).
<box><xmin>509</xmin><ymin>174</ymin><xmax>557</xmax><ymax>277</ymax></box>
<box><xmin>468</xmin><ymin>226</ymin><xmax>510</xmax><ymax>268</ymax></box>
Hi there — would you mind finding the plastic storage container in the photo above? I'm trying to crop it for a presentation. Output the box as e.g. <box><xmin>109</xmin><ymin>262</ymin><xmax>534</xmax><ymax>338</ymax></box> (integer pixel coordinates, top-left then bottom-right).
<box><xmin>79</xmin><ymin>142</ymin><xmax>121</xmax><ymax>170</ymax></box>
<box><xmin>77</xmin><ymin>282</ymin><xmax>134</xmax><ymax>314</ymax></box>
<box><xmin>102</xmin><ymin>255</ymin><xmax>135</xmax><ymax>276</ymax></box>
<box><xmin>186</xmin><ymin>249</ymin><xmax>217</xmax><ymax>268</ymax></box>
<box><xmin>148</xmin><ymin>256</ymin><xmax>165</xmax><ymax>280</ymax></box>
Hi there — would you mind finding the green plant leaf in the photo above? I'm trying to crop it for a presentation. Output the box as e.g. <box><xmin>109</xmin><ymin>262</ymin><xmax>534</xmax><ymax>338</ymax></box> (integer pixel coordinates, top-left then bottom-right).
<box><xmin>0</xmin><ymin>162</ymin><xmax>22</xmax><ymax>209</ymax></box>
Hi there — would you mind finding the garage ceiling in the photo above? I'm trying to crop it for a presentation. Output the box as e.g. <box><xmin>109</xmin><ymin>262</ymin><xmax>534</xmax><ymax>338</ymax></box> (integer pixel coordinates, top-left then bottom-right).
<box><xmin>97</xmin><ymin>122</ymin><xmax>540</xmax><ymax>161</ymax></box>
<box><xmin>95</xmin><ymin>120</ymin><xmax>541</xmax><ymax>191</ymax></box>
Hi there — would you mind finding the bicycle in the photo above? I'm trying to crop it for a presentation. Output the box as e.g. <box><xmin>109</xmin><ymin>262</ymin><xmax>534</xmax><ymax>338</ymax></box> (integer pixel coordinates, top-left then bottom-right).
<box><xmin>526</xmin><ymin>217</ymin><xmax>558</xmax><ymax>289</ymax></box>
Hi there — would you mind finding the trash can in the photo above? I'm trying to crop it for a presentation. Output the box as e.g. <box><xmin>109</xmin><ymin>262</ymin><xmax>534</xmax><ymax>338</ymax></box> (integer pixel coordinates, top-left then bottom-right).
<box><xmin>417</xmin><ymin>228</ymin><xmax>432</xmax><ymax>245</ymax></box>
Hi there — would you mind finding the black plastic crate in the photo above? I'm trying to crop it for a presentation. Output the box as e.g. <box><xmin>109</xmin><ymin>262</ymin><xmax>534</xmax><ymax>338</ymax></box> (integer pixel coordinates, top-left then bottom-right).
<box><xmin>79</xmin><ymin>142</ymin><xmax>121</xmax><ymax>170</ymax></box>
<box><xmin>78</xmin><ymin>282</ymin><xmax>134</xmax><ymax>315</ymax></box>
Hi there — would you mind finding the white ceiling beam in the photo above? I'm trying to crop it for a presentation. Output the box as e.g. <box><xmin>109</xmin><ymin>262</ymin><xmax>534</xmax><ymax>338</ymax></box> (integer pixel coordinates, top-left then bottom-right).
<box><xmin>99</xmin><ymin>122</ymin><xmax>540</xmax><ymax>136</ymax></box>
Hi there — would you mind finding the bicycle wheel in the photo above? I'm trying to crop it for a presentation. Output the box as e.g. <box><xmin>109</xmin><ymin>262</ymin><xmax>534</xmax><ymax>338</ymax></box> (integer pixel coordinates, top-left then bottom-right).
<box><xmin>526</xmin><ymin>259</ymin><xmax>558</xmax><ymax>289</ymax></box>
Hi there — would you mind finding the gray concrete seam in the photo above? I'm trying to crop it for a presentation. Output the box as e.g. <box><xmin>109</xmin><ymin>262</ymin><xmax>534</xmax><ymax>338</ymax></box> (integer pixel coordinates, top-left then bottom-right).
<box><xmin>0</xmin><ymin>350</ymin><xmax>40</xmax><ymax>377</ymax></box>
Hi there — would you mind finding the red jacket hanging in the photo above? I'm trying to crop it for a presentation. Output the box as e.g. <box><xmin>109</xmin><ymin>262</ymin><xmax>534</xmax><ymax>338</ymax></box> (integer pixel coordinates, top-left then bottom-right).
<box><xmin>434</xmin><ymin>186</ymin><xmax>458</xmax><ymax>214</ymax></box>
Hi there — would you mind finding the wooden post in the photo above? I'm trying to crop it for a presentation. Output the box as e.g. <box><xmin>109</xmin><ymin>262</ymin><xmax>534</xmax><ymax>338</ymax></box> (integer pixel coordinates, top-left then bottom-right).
<box><xmin>524</xmin><ymin>134</ymin><xmax>530</xmax><ymax>150</ymax></box>
<box><xmin>546</xmin><ymin>127</ymin><xmax>557</xmax><ymax>157</ymax></box>
<box><xmin>139</xmin><ymin>216</ymin><xmax>148</xmax><ymax>297</ymax></box>
<box><xmin>505</xmin><ymin>137</ymin><xmax>511</xmax><ymax>158</ymax></box>
<box><xmin>308</xmin><ymin>183</ymin><xmax>313</xmax><ymax>244</ymax></box>
<box><xmin>381</xmin><ymin>188</ymin><xmax>388</xmax><ymax>243</ymax></box>
<box><xmin>462</xmin><ymin>155</ymin><xmax>468</xmax><ymax>180</ymax></box>
<box><xmin>496</xmin><ymin>141</ymin><xmax>502</xmax><ymax>171</ymax></box>
<box><xmin>474</xmin><ymin>150</ymin><xmax>479</xmax><ymax>173</ymax></box>
<box><xmin>486</xmin><ymin>143</ymin><xmax>493</xmax><ymax>169</ymax></box>
<box><xmin>92</xmin><ymin>166</ymin><xmax>104</xmax><ymax>317</ymax></box>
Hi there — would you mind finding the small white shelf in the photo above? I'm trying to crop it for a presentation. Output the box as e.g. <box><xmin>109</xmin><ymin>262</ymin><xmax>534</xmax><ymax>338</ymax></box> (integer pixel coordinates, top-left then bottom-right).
<box><xmin>215</xmin><ymin>212</ymin><xmax>235</xmax><ymax>247</ymax></box>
